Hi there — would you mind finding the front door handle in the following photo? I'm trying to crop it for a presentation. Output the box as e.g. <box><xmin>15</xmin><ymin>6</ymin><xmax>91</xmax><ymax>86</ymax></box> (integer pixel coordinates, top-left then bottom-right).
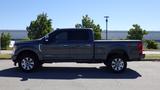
<box><xmin>78</xmin><ymin>44</ymin><xmax>92</xmax><ymax>47</ymax></box>
<box><xmin>85</xmin><ymin>44</ymin><xmax>91</xmax><ymax>47</ymax></box>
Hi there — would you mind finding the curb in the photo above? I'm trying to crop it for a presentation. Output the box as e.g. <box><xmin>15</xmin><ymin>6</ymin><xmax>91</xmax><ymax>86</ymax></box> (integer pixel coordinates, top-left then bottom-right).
<box><xmin>0</xmin><ymin>58</ymin><xmax>11</xmax><ymax>60</ymax></box>
<box><xmin>140</xmin><ymin>59</ymin><xmax>160</xmax><ymax>61</ymax></box>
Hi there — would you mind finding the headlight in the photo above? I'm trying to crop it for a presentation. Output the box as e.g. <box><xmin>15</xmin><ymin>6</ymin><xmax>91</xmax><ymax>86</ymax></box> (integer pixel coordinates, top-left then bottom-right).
<box><xmin>12</xmin><ymin>45</ymin><xmax>16</xmax><ymax>54</ymax></box>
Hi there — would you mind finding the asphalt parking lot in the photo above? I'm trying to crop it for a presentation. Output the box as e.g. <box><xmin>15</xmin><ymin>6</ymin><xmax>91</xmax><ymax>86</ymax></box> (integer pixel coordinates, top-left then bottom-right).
<box><xmin>0</xmin><ymin>60</ymin><xmax>160</xmax><ymax>90</ymax></box>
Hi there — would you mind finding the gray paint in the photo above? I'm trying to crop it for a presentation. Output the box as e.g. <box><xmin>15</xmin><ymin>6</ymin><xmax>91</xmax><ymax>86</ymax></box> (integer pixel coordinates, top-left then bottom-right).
<box><xmin>12</xmin><ymin>29</ymin><xmax>143</xmax><ymax>64</ymax></box>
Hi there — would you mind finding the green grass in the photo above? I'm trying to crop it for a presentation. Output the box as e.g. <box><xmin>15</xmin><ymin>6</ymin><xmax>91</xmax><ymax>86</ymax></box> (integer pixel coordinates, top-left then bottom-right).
<box><xmin>0</xmin><ymin>54</ymin><xmax>11</xmax><ymax>59</ymax></box>
<box><xmin>1</xmin><ymin>47</ymin><xmax>13</xmax><ymax>50</ymax></box>
<box><xmin>145</xmin><ymin>54</ymin><xmax>160</xmax><ymax>60</ymax></box>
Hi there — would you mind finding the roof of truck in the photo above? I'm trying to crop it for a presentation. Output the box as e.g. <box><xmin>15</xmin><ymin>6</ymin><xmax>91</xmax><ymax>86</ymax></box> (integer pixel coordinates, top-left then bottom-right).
<box><xmin>56</xmin><ymin>28</ymin><xmax>93</xmax><ymax>30</ymax></box>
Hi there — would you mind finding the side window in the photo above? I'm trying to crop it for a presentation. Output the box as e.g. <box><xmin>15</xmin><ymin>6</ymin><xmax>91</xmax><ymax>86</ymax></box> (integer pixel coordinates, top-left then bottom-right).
<box><xmin>55</xmin><ymin>32</ymin><xmax>68</xmax><ymax>43</ymax></box>
<box><xmin>68</xmin><ymin>30</ymin><xmax>89</xmax><ymax>41</ymax></box>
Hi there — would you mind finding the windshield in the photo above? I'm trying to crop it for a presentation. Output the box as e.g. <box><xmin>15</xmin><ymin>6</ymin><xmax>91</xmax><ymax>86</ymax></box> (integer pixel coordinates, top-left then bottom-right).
<box><xmin>38</xmin><ymin>30</ymin><xmax>55</xmax><ymax>40</ymax></box>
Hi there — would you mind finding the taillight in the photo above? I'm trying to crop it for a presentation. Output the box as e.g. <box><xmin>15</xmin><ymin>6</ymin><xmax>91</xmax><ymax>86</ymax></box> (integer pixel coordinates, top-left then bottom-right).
<box><xmin>137</xmin><ymin>42</ymin><xmax>143</xmax><ymax>54</ymax></box>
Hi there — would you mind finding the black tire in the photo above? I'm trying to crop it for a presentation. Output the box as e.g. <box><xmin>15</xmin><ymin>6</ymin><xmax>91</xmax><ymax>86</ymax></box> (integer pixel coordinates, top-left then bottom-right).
<box><xmin>18</xmin><ymin>52</ymin><xmax>39</xmax><ymax>72</ymax></box>
<box><xmin>105</xmin><ymin>55</ymin><xmax>127</xmax><ymax>73</ymax></box>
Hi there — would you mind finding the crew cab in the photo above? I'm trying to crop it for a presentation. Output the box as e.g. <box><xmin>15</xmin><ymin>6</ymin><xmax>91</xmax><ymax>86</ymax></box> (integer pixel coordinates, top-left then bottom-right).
<box><xmin>12</xmin><ymin>28</ymin><xmax>145</xmax><ymax>73</ymax></box>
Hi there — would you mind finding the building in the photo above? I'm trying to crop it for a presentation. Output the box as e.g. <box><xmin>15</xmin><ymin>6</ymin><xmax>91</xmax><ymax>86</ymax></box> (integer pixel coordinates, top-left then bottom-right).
<box><xmin>0</xmin><ymin>30</ymin><xmax>27</xmax><ymax>47</ymax></box>
<box><xmin>0</xmin><ymin>30</ymin><xmax>160</xmax><ymax>41</ymax></box>
<box><xmin>0</xmin><ymin>30</ymin><xmax>27</xmax><ymax>40</ymax></box>
<box><xmin>102</xmin><ymin>31</ymin><xmax>160</xmax><ymax>41</ymax></box>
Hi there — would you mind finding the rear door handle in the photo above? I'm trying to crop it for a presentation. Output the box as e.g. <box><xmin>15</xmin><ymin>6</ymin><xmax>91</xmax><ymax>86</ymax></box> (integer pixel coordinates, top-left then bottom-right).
<box><xmin>63</xmin><ymin>45</ymin><xmax>69</xmax><ymax>47</ymax></box>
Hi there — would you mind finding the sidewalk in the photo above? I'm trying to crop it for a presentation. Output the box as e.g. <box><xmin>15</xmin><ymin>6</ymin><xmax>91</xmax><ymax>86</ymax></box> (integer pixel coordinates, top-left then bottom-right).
<box><xmin>0</xmin><ymin>50</ymin><xmax>13</xmax><ymax>54</ymax></box>
<box><xmin>143</xmin><ymin>50</ymin><xmax>160</xmax><ymax>54</ymax></box>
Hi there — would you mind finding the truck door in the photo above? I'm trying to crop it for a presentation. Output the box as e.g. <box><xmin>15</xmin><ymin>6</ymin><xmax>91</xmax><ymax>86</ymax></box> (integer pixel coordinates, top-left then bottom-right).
<box><xmin>68</xmin><ymin>30</ymin><xmax>94</xmax><ymax>60</ymax></box>
<box><xmin>41</xmin><ymin>31</ymin><xmax>71</xmax><ymax>60</ymax></box>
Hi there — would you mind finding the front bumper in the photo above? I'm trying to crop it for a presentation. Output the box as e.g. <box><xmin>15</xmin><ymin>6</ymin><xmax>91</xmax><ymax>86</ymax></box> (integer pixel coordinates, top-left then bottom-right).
<box><xmin>12</xmin><ymin>55</ymin><xmax>18</xmax><ymax>66</ymax></box>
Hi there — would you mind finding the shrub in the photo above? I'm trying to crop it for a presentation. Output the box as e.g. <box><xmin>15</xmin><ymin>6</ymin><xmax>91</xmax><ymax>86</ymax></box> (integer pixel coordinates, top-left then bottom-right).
<box><xmin>127</xmin><ymin>24</ymin><xmax>148</xmax><ymax>40</ymax></box>
<box><xmin>0</xmin><ymin>32</ymin><xmax>11</xmax><ymax>50</ymax></box>
<box><xmin>145</xmin><ymin>40</ymin><xmax>158</xmax><ymax>49</ymax></box>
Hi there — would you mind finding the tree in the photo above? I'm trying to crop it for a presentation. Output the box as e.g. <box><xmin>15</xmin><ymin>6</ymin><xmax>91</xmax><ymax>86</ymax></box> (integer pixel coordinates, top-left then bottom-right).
<box><xmin>26</xmin><ymin>13</ymin><xmax>52</xmax><ymax>40</ymax></box>
<box><xmin>75</xmin><ymin>15</ymin><xmax>102</xmax><ymax>40</ymax></box>
<box><xmin>0</xmin><ymin>32</ymin><xmax>11</xmax><ymax>50</ymax></box>
<box><xmin>127</xmin><ymin>24</ymin><xmax>148</xmax><ymax>40</ymax></box>
<box><xmin>75</xmin><ymin>23</ymin><xmax>82</xmax><ymax>28</ymax></box>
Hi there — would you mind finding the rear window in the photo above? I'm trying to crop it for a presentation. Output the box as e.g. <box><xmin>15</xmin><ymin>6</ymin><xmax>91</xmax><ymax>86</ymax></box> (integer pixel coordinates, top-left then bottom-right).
<box><xmin>68</xmin><ymin>30</ymin><xmax>89</xmax><ymax>41</ymax></box>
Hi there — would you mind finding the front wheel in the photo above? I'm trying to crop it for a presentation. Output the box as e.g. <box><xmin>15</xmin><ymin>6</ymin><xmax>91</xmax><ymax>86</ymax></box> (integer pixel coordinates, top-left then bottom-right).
<box><xmin>18</xmin><ymin>53</ymin><xmax>39</xmax><ymax>72</ymax></box>
<box><xmin>105</xmin><ymin>55</ymin><xmax>127</xmax><ymax>73</ymax></box>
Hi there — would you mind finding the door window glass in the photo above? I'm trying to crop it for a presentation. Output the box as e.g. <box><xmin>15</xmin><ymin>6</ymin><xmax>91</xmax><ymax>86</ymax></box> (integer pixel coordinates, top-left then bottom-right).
<box><xmin>55</xmin><ymin>32</ymin><xmax>67</xmax><ymax>42</ymax></box>
<box><xmin>68</xmin><ymin>30</ymin><xmax>89</xmax><ymax>41</ymax></box>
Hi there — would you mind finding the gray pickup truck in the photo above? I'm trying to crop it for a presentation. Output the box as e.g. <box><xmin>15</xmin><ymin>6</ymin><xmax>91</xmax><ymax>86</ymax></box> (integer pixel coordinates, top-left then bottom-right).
<box><xmin>12</xmin><ymin>28</ymin><xmax>145</xmax><ymax>73</ymax></box>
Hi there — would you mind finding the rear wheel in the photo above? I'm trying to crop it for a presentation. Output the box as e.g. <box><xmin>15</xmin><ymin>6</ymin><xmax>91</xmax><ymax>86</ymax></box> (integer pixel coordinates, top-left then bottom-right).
<box><xmin>18</xmin><ymin>53</ymin><xmax>39</xmax><ymax>72</ymax></box>
<box><xmin>104</xmin><ymin>55</ymin><xmax>127</xmax><ymax>73</ymax></box>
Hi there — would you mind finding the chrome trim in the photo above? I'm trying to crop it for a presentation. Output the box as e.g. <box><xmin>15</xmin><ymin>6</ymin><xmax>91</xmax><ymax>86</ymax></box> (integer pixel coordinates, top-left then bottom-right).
<box><xmin>39</xmin><ymin>44</ymin><xmax>42</xmax><ymax>52</ymax></box>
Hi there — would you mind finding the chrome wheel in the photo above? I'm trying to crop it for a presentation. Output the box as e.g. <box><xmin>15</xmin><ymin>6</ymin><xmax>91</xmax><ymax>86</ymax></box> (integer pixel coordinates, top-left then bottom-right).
<box><xmin>21</xmin><ymin>57</ymin><xmax>35</xmax><ymax>71</ymax></box>
<box><xmin>111</xmin><ymin>58</ymin><xmax>124</xmax><ymax>71</ymax></box>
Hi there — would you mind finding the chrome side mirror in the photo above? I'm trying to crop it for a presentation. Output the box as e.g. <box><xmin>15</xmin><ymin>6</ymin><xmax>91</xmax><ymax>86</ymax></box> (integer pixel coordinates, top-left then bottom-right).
<box><xmin>44</xmin><ymin>35</ymin><xmax>49</xmax><ymax>42</ymax></box>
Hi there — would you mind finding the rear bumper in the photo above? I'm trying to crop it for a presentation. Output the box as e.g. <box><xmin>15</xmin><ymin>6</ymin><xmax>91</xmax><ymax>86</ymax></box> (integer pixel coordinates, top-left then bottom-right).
<box><xmin>128</xmin><ymin>54</ymin><xmax>145</xmax><ymax>61</ymax></box>
<box><xmin>139</xmin><ymin>54</ymin><xmax>145</xmax><ymax>61</ymax></box>
<box><xmin>141</xmin><ymin>54</ymin><xmax>145</xmax><ymax>59</ymax></box>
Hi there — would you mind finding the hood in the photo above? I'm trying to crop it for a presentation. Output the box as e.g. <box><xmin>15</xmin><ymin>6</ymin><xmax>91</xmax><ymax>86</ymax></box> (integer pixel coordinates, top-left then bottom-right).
<box><xmin>15</xmin><ymin>39</ymin><xmax>41</xmax><ymax>46</ymax></box>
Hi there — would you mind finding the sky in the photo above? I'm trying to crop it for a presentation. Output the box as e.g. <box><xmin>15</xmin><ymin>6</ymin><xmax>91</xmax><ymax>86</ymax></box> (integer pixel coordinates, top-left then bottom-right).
<box><xmin>0</xmin><ymin>0</ymin><xmax>160</xmax><ymax>31</ymax></box>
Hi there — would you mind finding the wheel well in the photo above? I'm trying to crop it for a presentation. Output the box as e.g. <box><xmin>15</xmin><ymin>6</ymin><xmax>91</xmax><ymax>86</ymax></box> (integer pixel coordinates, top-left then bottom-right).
<box><xmin>17</xmin><ymin>50</ymin><xmax>39</xmax><ymax>61</ymax></box>
<box><xmin>106</xmin><ymin>50</ymin><xmax>129</xmax><ymax>61</ymax></box>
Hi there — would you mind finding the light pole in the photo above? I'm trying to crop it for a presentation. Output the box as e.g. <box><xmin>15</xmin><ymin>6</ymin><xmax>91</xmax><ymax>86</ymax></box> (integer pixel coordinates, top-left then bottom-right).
<box><xmin>104</xmin><ymin>16</ymin><xmax>109</xmax><ymax>40</ymax></box>
<box><xmin>0</xmin><ymin>33</ymin><xmax>1</xmax><ymax>54</ymax></box>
